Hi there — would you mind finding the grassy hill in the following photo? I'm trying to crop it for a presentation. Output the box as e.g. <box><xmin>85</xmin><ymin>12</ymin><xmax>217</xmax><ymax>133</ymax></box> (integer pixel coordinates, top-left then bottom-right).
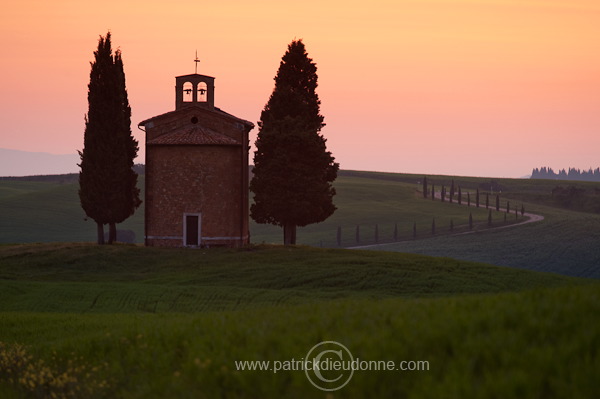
<box><xmin>1</xmin><ymin>172</ymin><xmax>598</xmax><ymax>397</ymax></box>
<box><xmin>0</xmin><ymin>244</ymin><xmax>598</xmax><ymax>398</ymax></box>
<box><xmin>0</xmin><ymin>173</ymin><xmax>498</xmax><ymax>246</ymax></box>
<box><xmin>0</xmin><ymin>180</ymin><xmax>143</xmax><ymax>243</ymax></box>
<box><xmin>366</xmin><ymin>203</ymin><xmax>600</xmax><ymax>278</ymax></box>
<box><xmin>2</xmin><ymin>170</ymin><xmax>599</xmax><ymax>278</ymax></box>
<box><xmin>0</xmin><ymin>243</ymin><xmax>583</xmax><ymax>313</ymax></box>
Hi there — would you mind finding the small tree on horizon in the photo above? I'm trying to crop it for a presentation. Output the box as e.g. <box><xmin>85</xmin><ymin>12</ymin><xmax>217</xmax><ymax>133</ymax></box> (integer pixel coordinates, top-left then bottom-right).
<box><xmin>250</xmin><ymin>40</ymin><xmax>339</xmax><ymax>245</ymax></box>
<box><xmin>449</xmin><ymin>179</ymin><xmax>455</xmax><ymax>203</ymax></box>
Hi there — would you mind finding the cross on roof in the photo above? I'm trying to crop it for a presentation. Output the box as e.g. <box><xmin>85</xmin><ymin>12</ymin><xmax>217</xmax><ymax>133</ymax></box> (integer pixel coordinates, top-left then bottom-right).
<box><xmin>194</xmin><ymin>50</ymin><xmax>200</xmax><ymax>74</ymax></box>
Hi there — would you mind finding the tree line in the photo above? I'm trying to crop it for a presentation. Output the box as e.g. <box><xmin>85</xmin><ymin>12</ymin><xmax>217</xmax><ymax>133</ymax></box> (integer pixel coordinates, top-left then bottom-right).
<box><xmin>531</xmin><ymin>167</ymin><xmax>600</xmax><ymax>182</ymax></box>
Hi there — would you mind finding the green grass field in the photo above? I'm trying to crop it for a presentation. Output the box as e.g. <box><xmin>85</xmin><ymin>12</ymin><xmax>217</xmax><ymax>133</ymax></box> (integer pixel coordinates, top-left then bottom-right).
<box><xmin>2</xmin><ymin>170</ymin><xmax>599</xmax><ymax>278</ymax></box>
<box><xmin>0</xmin><ymin>173</ymin><xmax>498</xmax><ymax>247</ymax></box>
<box><xmin>0</xmin><ymin>244</ymin><xmax>582</xmax><ymax>313</ymax></box>
<box><xmin>1</xmin><ymin>171</ymin><xmax>598</xmax><ymax>397</ymax></box>
<box><xmin>0</xmin><ymin>244</ymin><xmax>598</xmax><ymax>398</ymax></box>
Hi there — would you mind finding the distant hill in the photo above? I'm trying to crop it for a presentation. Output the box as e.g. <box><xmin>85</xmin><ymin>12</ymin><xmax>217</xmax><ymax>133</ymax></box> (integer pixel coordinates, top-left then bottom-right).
<box><xmin>0</xmin><ymin>148</ymin><xmax>80</xmax><ymax>177</ymax></box>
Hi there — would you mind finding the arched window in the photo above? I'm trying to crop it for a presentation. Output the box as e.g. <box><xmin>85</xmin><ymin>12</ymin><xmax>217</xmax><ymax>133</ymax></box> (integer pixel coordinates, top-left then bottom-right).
<box><xmin>182</xmin><ymin>82</ymin><xmax>193</xmax><ymax>102</ymax></box>
<box><xmin>197</xmin><ymin>82</ymin><xmax>208</xmax><ymax>102</ymax></box>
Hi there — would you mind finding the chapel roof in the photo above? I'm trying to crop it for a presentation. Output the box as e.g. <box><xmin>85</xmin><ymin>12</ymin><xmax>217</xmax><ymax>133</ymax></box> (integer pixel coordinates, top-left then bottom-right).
<box><xmin>138</xmin><ymin>106</ymin><xmax>253</xmax><ymax>129</ymax></box>
<box><xmin>147</xmin><ymin>125</ymin><xmax>240</xmax><ymax>146</ymax></box>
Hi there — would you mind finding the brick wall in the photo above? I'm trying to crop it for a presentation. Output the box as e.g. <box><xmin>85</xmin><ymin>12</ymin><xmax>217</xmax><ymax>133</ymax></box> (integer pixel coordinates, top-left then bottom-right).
<box><xmin>146</xmin><ymin>144</ymin><xmax>248</xmax><ymax>247</ymax></box>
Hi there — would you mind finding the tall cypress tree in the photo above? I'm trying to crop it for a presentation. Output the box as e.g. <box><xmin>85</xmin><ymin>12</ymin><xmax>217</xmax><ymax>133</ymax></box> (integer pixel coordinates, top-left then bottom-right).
<box><xmin>250</xmin><ymin>40</ymin><xmax>339</xmax><ymax>245</ymax></box>
<box><xmin>107</xmin><ymin>50</ymin><xmax>141</xmax><ymax>242</ymax></box>
<box><xmin>79</xmin><ymin>32</ymin><xmax>141</xmax><ymax>244</ymax></box>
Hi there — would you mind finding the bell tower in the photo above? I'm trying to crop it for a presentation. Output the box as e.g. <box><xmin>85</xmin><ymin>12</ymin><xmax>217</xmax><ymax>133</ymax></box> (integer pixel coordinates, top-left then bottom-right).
<box><xmin>175</xmin><ymin>53</ymin><xmax>215</xmax><ymax>110</ymax></box>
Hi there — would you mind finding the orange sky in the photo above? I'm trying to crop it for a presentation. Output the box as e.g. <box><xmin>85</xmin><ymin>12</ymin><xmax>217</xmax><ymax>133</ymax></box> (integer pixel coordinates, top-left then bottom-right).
<box><xmin>1</xmin><ymin>0</ymin><xmax>599</xmax><ymax>177</ymax></box>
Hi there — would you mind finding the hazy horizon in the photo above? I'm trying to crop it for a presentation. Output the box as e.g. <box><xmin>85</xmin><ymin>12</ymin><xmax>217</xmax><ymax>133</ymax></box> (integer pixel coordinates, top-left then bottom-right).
<box><xmin>1</xmin><ymin>0</ymin><xmax>599</xmax><ymax>178</ymax></box>
<box><xmin>9</xmin><ymin>146</ymin><xmax>596</xmax><ymax>180</ymax></box>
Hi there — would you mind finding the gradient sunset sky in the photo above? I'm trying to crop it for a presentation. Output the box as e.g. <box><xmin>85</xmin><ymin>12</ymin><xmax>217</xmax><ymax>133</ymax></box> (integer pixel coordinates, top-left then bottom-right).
<box><xmin>1</xmin><ymin>0</ymin><xmax>599</xmax><ymax>177</ymax></box>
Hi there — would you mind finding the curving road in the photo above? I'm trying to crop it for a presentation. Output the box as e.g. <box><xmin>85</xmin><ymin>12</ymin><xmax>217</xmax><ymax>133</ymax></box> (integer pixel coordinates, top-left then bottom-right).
<box><xmin>349</xmin><ymin>190</ymin><xmax>544</xmax><ymax>249</ymax></box>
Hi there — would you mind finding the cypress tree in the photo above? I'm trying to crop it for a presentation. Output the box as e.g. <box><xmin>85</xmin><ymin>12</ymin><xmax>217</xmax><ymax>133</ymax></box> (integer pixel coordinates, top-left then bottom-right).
<box><xmin>467</xmin><ymin>192</ymin><xmax>471</xmax><ymax>207</ymax></box>
<box><xmin>476</xmin><ymin>188</ymin><xmax>480</xmax><ymax>208</ymax></box>
<box><xmin>449</xmin><ymin>179</ymin><xmax>455</xmax><ymax>203</ymax></box>
<box><xmin>495</xmin><ymin>194</ymin><xmax>500</xmax><ymax>211</ymax></box>
<box><xmin>450</xmin><ymin>219</ymin><xmax>454</xmax><ymax>231</ymax></box>
<box><xmin>507</xmin><ymin>201</ymin><xmax>510</xmax><ymax>214</ymax></box>
<box><xmin>521</xmin><ymin>204</ymin><xmax>525</xmax><ymax>216</ymax></box>
<box><xmin>250</xmin><ymin>40</ymin><xmax>339</xmax><ymax>245</ymax></box>
<box><xmin>441</xmin><ymin>186</ymin><xmax>445</xmax><ymax>202</ymax></box>
<box><xmin>108</xmin><ymin>49</ymin><xmax>141</xmax><ymax>242</ymax></box>
<box><xmin>431</xmin><ymin>184</ymin><xmax>435</xmax><ymax>200</ymax></box>
<box><xmin>485</xmin><ymin>193</ymin><xmax>489</xmax><ymax>209</ymax></box>
<box><xmin>422</xmin><ymin>177</ymin><xmax>428</xmax><ymax>198</ymax></box>
<box><xmin>458</xmin><ymin>186</ymin><xmax>462</xmax><ymax>205</ymax></box>
<box><xmin>79</xmin><ymin>32</ymin><xmax>141</xmax><ymax>245</ymax></box>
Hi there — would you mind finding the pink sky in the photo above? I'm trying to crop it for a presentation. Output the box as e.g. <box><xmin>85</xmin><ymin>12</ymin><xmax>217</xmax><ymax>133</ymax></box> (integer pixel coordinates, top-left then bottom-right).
<box><xmin>1</xmin><ymin>0</ymin><xmax>599</xmax><ymax>177</ymax></box>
